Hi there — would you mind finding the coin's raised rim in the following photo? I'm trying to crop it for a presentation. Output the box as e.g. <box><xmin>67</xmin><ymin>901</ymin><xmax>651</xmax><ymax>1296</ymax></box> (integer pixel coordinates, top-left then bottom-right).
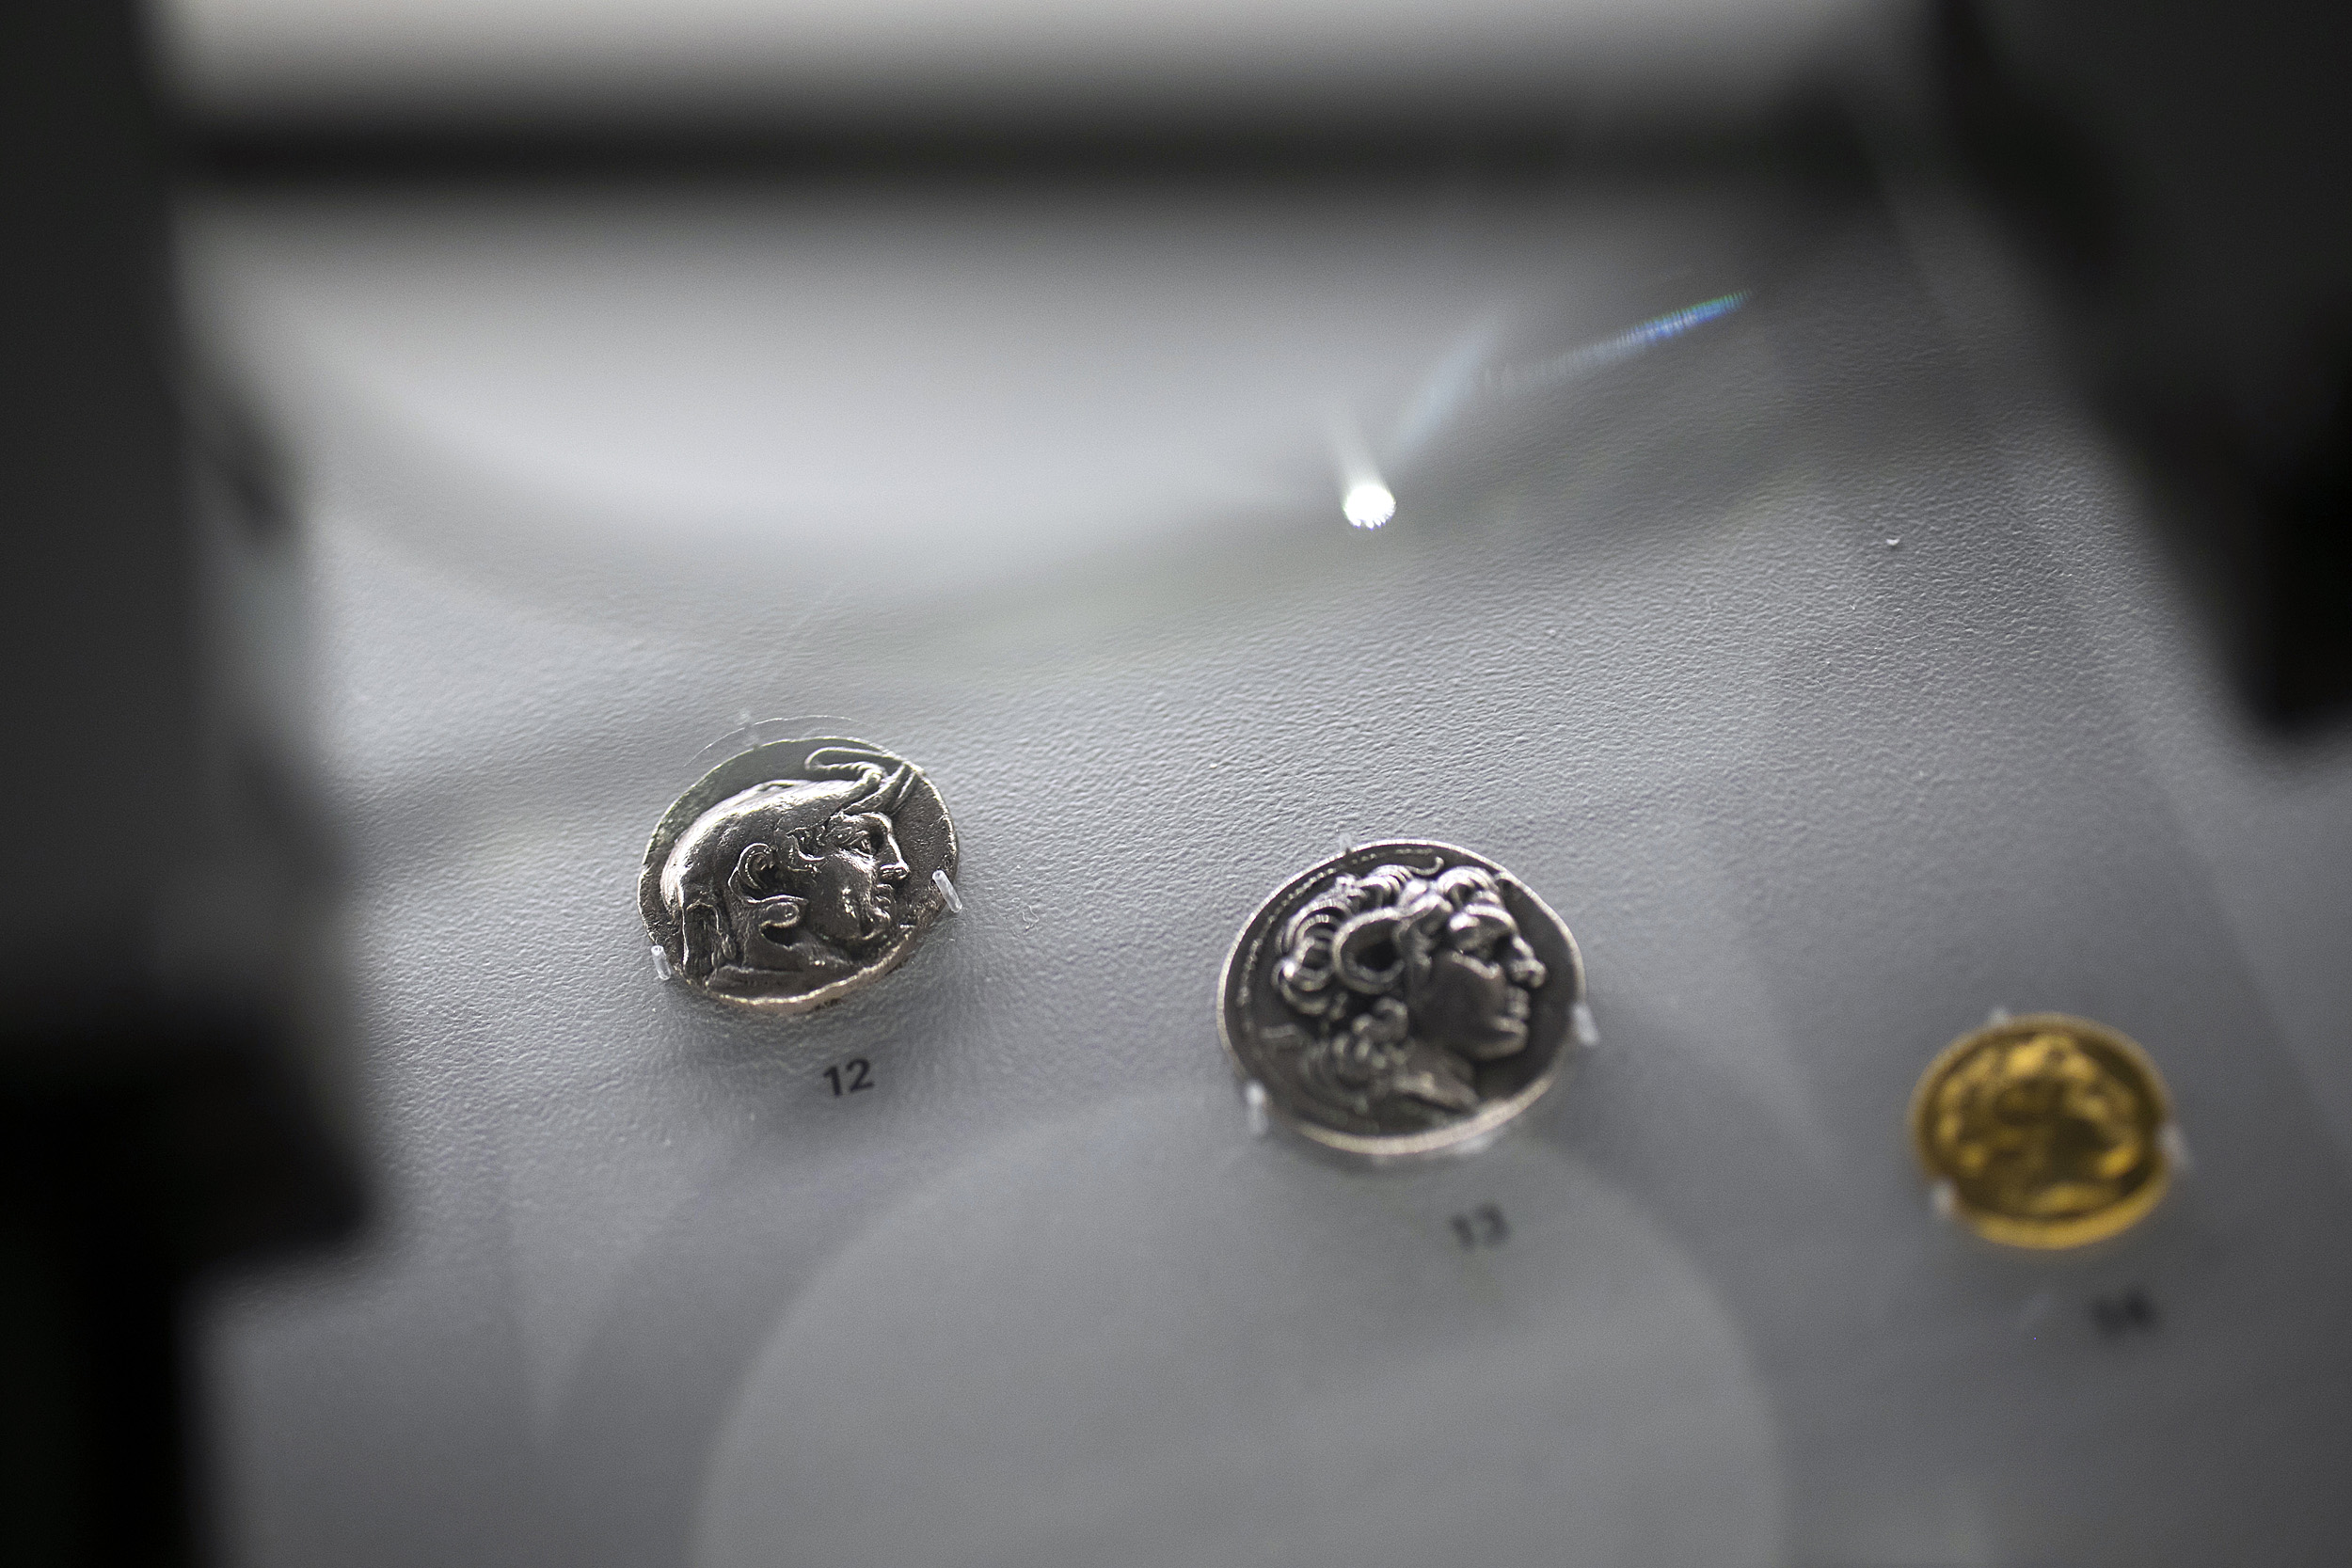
<box><xmin>1216</xmin><ymin>840</ymin><xmax>1586</xmax><ymax>1159</ymax></box>
<box><xmin>638</xmin><ymin>735</ymin><xmax>958</xmax><ymax>1015</ymax></box>
<box><xmin>1907</xmin><ymin>1011</ymin><xmax>2173</xmax><ymax>1249</ymax></box>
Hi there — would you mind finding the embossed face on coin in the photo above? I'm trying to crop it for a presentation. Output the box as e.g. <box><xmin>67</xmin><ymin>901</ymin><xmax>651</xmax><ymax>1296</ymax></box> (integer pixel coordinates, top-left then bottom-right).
<box><xmin>641</xmin><ymin>738</ymin><xmax>956</xmax><ymax>1011</ymax></box>
<box><xmin>1910</xmin><ymin>1013</ymin><xmax>2173</xmax><ymax>1248</ymax></box>
<box><xmin>1219</xmin><ymin>843</ymin><xmax>1585</xmax><ymax>1156</ymax></box>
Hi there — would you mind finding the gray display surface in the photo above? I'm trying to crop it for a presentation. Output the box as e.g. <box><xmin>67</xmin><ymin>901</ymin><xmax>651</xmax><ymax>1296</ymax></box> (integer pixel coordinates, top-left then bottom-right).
<box><xmin>182</xmin><ymin>179</ymin><xmax>2352</xmax><ymax>1567</ymax></box>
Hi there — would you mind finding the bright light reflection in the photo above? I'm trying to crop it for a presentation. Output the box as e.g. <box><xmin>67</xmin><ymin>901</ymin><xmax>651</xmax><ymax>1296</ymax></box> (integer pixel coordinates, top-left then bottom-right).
<box><xmin>1343</xmin><ymin>482</ymin><xmax>1396</xmax><ymax>530</ymax></box>
<box><xmin>1484</xmin><ymin>291</ymin><xmax>1749</xmax><ymax>397</ymax></box>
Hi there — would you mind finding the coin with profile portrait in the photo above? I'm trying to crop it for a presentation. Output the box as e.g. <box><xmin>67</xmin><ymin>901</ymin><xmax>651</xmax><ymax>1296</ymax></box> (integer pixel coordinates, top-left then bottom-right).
<box><xmin>641</xmin><ymin>737</ymin><xmax>957</xmax><ymax>1012</ymax></box>
<box><xmin>1219</xmin><ymin>842</ymin><xmax>1586</xmax><ymax>1157</ymax></box>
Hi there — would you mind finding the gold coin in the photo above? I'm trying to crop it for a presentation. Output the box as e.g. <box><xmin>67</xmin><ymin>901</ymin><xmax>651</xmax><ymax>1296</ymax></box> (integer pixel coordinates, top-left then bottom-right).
<box><xmin>1908</xmin><ymin>1013</ymin><xmax>2173</xmax><ymax>1249</ymax></box>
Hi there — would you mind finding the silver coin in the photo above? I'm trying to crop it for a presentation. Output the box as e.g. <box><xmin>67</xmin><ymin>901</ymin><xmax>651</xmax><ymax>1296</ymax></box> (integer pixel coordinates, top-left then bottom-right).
<box><xmin>1219</xmin><ymin>842</ymin><xmax>1585</xmax><ymax>1156</ymax></box>
<box><xmin>640</xmin><ymin>736</ymin><xmax>957</xmax><ymax>1012</ymax></box>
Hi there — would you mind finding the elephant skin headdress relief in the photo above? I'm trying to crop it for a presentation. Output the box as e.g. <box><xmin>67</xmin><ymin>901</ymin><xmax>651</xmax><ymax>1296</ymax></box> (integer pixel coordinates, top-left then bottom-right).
<box><xmin>660</xmin><ymin>748</ymin><xmax>917</xmax><ymax>982</ymax></box>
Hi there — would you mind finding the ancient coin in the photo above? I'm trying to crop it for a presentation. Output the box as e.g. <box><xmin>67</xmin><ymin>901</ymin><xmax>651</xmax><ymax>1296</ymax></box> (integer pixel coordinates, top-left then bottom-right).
<box><xmin>641</xmin><ymin>737</ymin><xmax>957</xmax><ymax>1012</ymax></box>
<box><xmin>1219</xmin><ymin>842</ymin><xmax>1586</xmax><ymax>1157</ymax></box>
<box><xmin>1909</xmin><ymin>1013</ymin><xmax>2174</xmax><ymax>1248</ymax></box>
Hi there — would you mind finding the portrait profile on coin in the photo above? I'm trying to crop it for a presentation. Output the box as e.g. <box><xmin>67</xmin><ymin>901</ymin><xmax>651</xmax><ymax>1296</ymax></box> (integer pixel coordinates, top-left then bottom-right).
<box><xmin>640</xmin><ymin>737</ymin><xmax>958</xmax><ymax>1012</ymax></box>
<box><xmin>1221</xmin><ymin>843</ymin><xmax>1585</xmax><ymax>1156</ymax></box>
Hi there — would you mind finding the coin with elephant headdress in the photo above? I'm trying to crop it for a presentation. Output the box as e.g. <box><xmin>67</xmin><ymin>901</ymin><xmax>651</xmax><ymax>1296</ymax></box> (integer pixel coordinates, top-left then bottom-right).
<box><xmin>640</xmin><ymin>737</ymin><xmax>957</xmax><ymax>1011</ymax></box>
<box><xmin>1219</xmin><ymin>843</ymin><xmax>1585</xmax><ymax>1156</ymax></box>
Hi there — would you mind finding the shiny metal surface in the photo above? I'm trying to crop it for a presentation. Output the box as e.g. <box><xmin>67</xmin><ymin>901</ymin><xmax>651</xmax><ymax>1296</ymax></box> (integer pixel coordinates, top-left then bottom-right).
<box><xmin>1910</xmin><ymin>1012</ymin><xmax>2173</xmax><ymax>1249</ymax></box>
<box><xmin>1220</xmin><ymin>842</ymin><xmax>1584</xmax><ymax>1155</ymax></box>
<box><xmin>640</xmin><ymin>737</ymin><xmax>957</xmax><ymax>1011</ymax></box>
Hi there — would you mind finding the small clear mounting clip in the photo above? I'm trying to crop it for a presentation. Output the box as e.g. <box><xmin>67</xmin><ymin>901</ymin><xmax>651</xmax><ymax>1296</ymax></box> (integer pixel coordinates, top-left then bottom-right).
<box><xmin>1243</xmin><ymin>1081</ymin><xmax>1271</xmax><ymax>1137</ymax></box>
<box><xmin>931</xmin><ymin>868</ymin><xmax>964</xmax><ymax>915</ymax></box>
